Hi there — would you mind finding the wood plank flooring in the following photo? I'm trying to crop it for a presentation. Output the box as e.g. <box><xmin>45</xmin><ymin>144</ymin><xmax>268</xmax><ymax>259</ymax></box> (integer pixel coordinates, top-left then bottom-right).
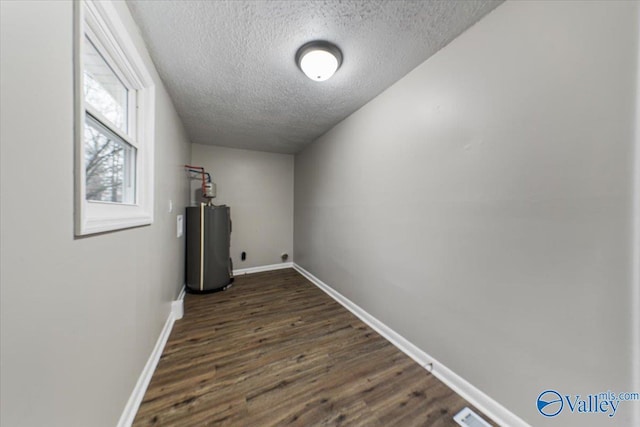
<box><xmin>133</xmin><ymin>268</ymin><xmax>493</xmax><ymax>426</ymax></box>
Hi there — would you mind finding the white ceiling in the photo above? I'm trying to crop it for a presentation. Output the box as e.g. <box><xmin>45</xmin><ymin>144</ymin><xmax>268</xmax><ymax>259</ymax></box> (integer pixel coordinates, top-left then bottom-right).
<box><xmin>127</xmin><ymin>0</ymin><xmax>502</xmax><ymax>154</ymax></box>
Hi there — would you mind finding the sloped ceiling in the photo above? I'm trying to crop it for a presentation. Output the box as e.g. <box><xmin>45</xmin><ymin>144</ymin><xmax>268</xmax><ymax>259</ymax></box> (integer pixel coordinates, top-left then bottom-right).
<box><xmin>127</xmin><ymin>0</ymin><xmax>502</xmax><ymax>154</ymax></box>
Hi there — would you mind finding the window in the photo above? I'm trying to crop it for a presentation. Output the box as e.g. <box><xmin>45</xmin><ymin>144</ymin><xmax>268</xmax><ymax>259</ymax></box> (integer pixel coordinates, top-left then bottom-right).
<box><xmin>75</xmin><ymin>0</ymin><xmax>155</xmax><ymax>235</ymax></box>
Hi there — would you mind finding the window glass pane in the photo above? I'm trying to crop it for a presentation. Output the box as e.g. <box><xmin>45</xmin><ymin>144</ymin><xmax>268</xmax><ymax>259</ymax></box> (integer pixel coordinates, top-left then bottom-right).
<box><xmin>83</xmin><ymin>36</ymin><xmax>128</xmax><ymax>133</ymax></box>
<box><xmin>85</xmin><ymin>115</ymin><xmax>136</xmax><ymax>204</ymax></box>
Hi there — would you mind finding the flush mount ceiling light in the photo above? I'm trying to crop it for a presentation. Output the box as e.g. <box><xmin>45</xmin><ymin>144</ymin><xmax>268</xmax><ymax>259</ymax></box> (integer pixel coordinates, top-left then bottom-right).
<box><xmin>296</xmin><ymin>41</ymin><xmax>343</xmax><ymax>82</ymax></box>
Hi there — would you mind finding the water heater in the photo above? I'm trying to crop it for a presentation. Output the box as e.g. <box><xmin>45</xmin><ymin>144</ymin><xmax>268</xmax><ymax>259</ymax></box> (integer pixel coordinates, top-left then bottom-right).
<box><xmin>185</xmin><ymin>204</ymin><xmax>233</xmax><ymax>293</ymax></box>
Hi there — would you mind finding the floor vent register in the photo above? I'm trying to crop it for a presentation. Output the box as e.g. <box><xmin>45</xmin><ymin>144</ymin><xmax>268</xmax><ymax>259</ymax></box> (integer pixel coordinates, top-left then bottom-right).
<box><xmin>453</xmin><ymin>407</ymin><xmax>492</xmax><ymax>427</ymax></box>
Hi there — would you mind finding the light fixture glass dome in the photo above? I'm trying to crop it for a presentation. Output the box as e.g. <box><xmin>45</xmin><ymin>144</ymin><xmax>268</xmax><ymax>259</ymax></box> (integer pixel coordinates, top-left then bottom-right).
<box><xmin>296</xmin><ymin>41</ymin><xmax>342</xmax><ymax>82</ymax></box>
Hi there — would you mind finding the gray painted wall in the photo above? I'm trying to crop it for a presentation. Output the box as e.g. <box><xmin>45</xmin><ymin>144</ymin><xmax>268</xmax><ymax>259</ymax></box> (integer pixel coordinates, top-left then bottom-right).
<box><xmin>295</xmin><ymin>2</ymin><xmax>639</xmax><ymax>426</ymax></box>
<box><xmin>191</xmin><ymin>144</ymin><xmax>294</xmax><ymax>270</ymax></box>
<box><xmin>0</xmin><ymin>1</ymin><xmax>191</xmax><ymax>426</ymax></box>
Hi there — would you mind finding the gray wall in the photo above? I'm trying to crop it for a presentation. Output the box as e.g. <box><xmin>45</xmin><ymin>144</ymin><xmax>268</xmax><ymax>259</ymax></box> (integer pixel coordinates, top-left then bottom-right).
<box><xmin>295</xmin><ymin>2</ymin><xmax>639</xmax><ymax>426</ymax></box>
<box><xmin>0</xmin><ymin>1</ymin><xmax>191</xmax><ymax>426</ymax></box>
<box><xmin>191</xmin><ymin>144</ymin><xmax>294</xmax><ymax>270</ymax></box>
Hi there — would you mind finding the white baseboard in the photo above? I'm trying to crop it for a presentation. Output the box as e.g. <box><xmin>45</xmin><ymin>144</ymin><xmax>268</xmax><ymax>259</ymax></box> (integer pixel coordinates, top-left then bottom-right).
<box><xmin>171</xmin><ymin>285</ymin><xmax>186</xmax><ymax>320</ymax></box>
<box><xmin>117</xmin><ymin>287</ymin><xmax>185</xmax><ymax>427</ymax></box>
<box><xmin>233</xmin><ymin>262</ymin><xmax>293</xmax><ymax>276</ymax></box>
<box><xmin>293</xmin><ymin>263</ymin><xmax>529</xmax><ymax>427</ymax></box>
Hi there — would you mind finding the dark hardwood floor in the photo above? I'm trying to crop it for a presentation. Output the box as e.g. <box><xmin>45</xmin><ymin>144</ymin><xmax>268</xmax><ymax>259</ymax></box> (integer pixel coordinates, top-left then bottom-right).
<box><xmin>133</xmin><ymin>268</ymin><xmax>493</xmax><ymax>426</ymax></box>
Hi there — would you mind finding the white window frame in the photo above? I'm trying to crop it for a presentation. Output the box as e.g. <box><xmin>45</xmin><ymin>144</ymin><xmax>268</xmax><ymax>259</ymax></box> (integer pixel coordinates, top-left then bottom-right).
<box><xmin>74</xmin><ymin>0</ymin><xmax>155</xmax><ymax>235</ymax></box>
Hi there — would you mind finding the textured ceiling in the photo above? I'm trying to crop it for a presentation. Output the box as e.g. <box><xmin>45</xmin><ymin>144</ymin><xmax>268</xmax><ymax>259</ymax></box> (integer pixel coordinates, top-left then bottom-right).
<box><xmin>127</xmin><ymin>0</ymin><xmax>502</xmax><ymax>154</ymax></box>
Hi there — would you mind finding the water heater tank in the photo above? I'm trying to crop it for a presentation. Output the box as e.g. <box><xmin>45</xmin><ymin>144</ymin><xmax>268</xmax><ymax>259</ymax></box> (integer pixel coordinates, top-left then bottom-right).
<box><xmin>185</xmin><ymin>204</ymin><xmax>233</xmax><ymax>293</ymax></box>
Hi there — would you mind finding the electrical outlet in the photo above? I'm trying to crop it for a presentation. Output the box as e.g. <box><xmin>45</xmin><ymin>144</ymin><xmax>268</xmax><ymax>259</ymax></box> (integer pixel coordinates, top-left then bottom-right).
<box><xmin>176</xmin><ymin>215</ymin><xmax>183</xmax><ymax>238</ymax></box>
